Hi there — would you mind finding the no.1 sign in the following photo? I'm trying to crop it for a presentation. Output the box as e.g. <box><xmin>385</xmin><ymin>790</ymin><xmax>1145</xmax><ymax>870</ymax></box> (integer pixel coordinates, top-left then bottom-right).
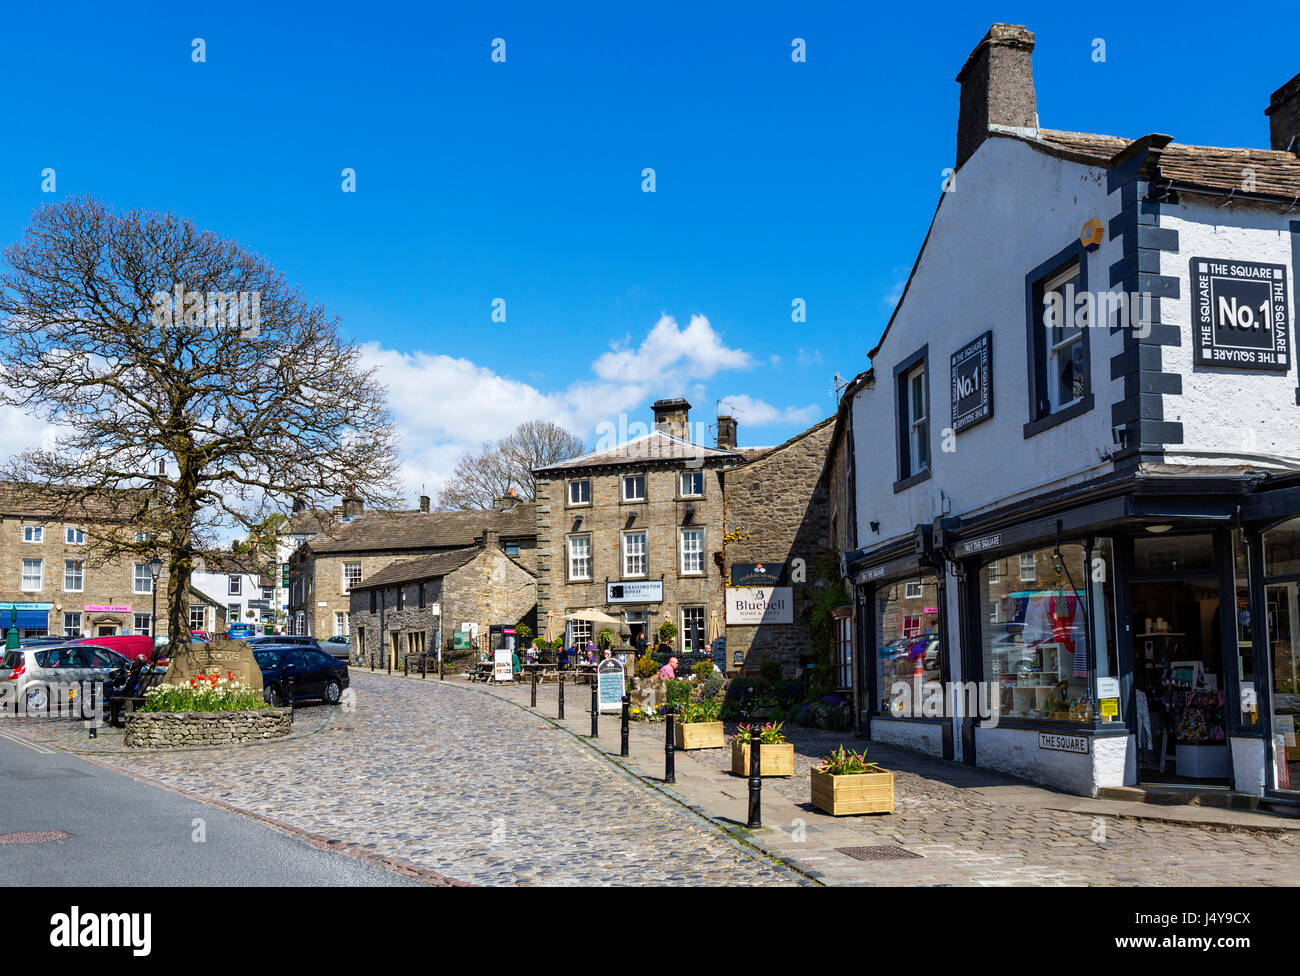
<box><xmin>597</xmin><ymin>659</ymin><xmax>625</xmax><ymax>713</ymax></box>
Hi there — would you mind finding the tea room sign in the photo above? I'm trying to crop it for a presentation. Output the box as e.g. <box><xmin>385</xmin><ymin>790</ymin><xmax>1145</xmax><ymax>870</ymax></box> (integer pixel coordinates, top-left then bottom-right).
<box><xmin>1190</xmin><ymin>258</ymin><xmax>1291</xmax><ymax>372</ymax></box>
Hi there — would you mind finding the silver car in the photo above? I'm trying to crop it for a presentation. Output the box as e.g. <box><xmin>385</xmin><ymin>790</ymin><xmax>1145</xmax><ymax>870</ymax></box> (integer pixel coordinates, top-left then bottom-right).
<box><xmin>0</xmin><ymin>643</ymin><xmax>126</xmax><ymax>714</ymax></box>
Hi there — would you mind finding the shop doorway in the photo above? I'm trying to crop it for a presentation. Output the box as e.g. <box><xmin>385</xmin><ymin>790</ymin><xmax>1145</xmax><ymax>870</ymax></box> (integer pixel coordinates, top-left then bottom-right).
<box><xmin>1130</xmin><ymin>579</ymin><xmax>1228</xmax><ymax>784</ymax></box>
<box><xmin>96</xmin><ymin>624</ymin><xmax>118</xmax><ymax>637</ymax></box>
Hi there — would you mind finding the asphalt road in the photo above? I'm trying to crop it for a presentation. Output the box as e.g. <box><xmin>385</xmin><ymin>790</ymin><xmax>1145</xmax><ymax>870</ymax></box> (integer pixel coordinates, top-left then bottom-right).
<box><xmin>0</xmin><ymin>728</ymin><xmax>422</xmax><ymax>886</ymax></box>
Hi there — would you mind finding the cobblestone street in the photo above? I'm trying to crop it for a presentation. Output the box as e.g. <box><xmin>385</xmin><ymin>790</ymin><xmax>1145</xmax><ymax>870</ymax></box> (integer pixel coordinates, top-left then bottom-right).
<box><xmin>14</xmin><ymin>670</ymin><xmax>1300</xmax><ymax>886</ymax></box>
<box><xmin>15</xmin><ymin>671</ymin><xmax>801</xmax><ymax>886</ymax></box>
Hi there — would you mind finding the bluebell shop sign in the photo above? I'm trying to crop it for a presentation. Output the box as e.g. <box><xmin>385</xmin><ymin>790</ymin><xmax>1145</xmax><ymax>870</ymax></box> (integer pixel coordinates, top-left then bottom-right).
<box><xmin>950</xmin><ymin>331</ymin><xmax>992</xmax><ymax>433</ymax></box>
<box><xmin>1190</xmin><ymin>258</ymin><xmax>1291</xmax><ymax>372</ymax></box>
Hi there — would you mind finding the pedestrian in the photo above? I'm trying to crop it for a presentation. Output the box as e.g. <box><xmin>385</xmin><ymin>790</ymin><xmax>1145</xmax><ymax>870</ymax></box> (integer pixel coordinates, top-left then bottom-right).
<box><xmin>657</xmin><ymin>655</ymin><xmax>678</xmax><ymax>680</ymax></box>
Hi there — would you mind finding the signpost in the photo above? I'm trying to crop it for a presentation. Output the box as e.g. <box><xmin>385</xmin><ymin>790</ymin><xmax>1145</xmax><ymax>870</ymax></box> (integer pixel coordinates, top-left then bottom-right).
<box><xmin>597</xmin><ymin>658</ymin><xmax>626</xmax><ymax>714</ymax></box>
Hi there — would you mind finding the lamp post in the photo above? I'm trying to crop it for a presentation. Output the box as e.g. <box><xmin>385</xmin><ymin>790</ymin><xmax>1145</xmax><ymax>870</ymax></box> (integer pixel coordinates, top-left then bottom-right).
<box><xmin>149</xmin><ymin>556</ymin><xmax>163</xmax><ymax>642</ymax></box>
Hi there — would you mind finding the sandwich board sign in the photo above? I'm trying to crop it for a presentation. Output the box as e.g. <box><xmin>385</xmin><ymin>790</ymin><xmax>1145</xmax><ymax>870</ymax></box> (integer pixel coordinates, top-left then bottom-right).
<box><xmin>493</xmin><ymin>647</ymin><xmax>514</xmax><ymax>683</ymax></box>
<box><xmin>597</xmin><ymin>658</ymin><xmax>625</xmax><ymax>713</ymax></box>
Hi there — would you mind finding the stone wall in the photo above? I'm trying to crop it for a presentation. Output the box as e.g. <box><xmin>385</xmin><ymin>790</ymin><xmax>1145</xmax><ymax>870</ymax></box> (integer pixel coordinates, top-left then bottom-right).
<box><xmin>124</xmin><ymin>707</ymin><xmax>291</xmax><ymax>748</ymax></box>
<box><xmin>723</xmin><ymin>419</ymin><xmax>835</xmax><ymax>677</ymax></box>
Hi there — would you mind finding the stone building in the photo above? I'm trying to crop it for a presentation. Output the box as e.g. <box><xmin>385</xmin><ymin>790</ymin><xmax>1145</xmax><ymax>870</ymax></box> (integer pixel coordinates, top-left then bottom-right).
<box><xmin>0</xmin><ymin>482</ymin><xmax>172</xmax><ymax>638</ymax></box>
<box><xmin>721</xmin><ymin>417</ymin><xmax>836</xmax><ymax>676</ymax></box>
<box><xmin>532</xmin><ymin>398</ymin><xmax>835</xmax><ymax>677</ymax></box>
<box><xmin>288</xmin><ymin>493</ymin><xmax>535</xmax><ymax>638</ymax></box>
<box><xmin>533</xmin><ymin>399</ymin><xmax>740</xmax><ymax>658</ymax></box>
<box><xmin>347</xmin><ymin>534</ymin><xmax>536</xmax><ymax>668</ymax></box>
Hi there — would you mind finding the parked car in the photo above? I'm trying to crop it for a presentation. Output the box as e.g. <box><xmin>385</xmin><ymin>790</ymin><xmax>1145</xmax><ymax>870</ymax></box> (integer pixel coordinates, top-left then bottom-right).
<box><xmin>251</xmin><ymin>645</ymin><xmax>348</xmax><ymax>706</ymax></box>
<box><xmin>0</xmin><ymin>643</ymin><xmax>133</xmax><ymax>713</ymax></box>
<box><xmin>17</xmin><ymin>636</ymin><xmax>67</xmax><ymax>649</ymax></box>
<box><xmin>248</xmin><ymin>634</ymin><xmax>325</xmax><ymax>653</ymax></box>
<box><xmin>319</xmin><ymin>635</ymin><xmax>350</xmax><ymax>659</ymax></box>
<box><xmin>228</xmin><ymin>623</ymin><xmax>258</xmax><ymax>640</ymax></box>
<box><xmin>70</xmin><ymin>634</ymin><xmax>169</xmax><ymax>669</ymax></box>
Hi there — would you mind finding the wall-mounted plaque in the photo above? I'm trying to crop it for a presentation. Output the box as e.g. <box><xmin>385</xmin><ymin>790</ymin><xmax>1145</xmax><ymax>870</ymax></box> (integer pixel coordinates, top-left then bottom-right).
<box><xmin>950</xmin><ymin>331</ymin><xmax>993</xmax><ymax>433</ymax></box>
<box><xmin>1190</xmin><ymin>258</ymin><xmax>1291</xmax><ymax>372</ymax></box>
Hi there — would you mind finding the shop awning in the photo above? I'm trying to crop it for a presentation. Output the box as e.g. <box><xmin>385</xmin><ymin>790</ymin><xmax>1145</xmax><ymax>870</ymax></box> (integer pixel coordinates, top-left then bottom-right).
<box><xmin>2</xmin><ymin>609</ymin><xmax>50</xmax><ymax>629</ymax></box>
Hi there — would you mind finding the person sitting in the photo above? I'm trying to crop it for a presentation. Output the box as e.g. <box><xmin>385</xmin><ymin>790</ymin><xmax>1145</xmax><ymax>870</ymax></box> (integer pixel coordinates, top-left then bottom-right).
<box><xmin>657</xmin><ymin>656</ymin><xmax>678</xmax><ymax>680</ymax></box>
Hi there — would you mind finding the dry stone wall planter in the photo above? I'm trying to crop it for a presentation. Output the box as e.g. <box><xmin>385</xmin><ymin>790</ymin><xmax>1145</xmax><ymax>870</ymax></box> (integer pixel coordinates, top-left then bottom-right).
<box><xmin>124</xmin><ymin>708</ymin><xmax>292</xmax><ymax>748</ymax></box>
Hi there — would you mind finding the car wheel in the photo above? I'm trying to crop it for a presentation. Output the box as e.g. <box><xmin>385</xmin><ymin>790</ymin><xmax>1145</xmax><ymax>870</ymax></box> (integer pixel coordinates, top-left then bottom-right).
<box><xmin>323</xmin><ymin>678</ymin><xmax>342</xmax><ymax>704</ymax></box>
<box><xmin>25</xmin><ymin>685</ymin><xmax>48</xmax><ymax>713</ymax></box>
<box><xmin>264</xmin><ymin>685</ymin><xmax>282</xmax><ymax>707</ymax></box>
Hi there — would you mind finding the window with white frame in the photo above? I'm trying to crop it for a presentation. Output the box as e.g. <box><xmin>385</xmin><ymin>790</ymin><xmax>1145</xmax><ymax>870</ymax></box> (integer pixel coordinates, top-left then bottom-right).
<box><xmin>1042</xmin><ymin>263</ymin><xmax>1087</xmax><ymax>412</ymax></box>
<box><xmin>680</xmin><ymin>470</ymin><xmax>704</xmax><ymax>497</ymax></box>
<box><xmin>22</xmin><ymin>525</ymin><xmax>42</xmax><ymax>543</ymax></box>
<box><xmin>679</xmin><ymin>528</ymin><xmax>704</xmax><ymax>576</ymax></box>
<box><xmin>835</xmin><ymin>610</ymin><xmax>853</xmax><ymax>689</ymax></box>
<box><xmin>342</xmin><ymin>561</ymin><xmax>362</xmax><ymax>592</ymax></box>
<box><xmin>622</xmin><ymin>531</ymin><xmax>647</xmax><ymax>577</ymax></box>
<box><xmin>65</xmin><ymin>527</ymin><xmax>84</xmax><ymax>545</ymax></box>
<box><xmin>906</xmin><ymin>365</ymin><xmax>929</xmax><ymax>474</ymax></box>
<box><xmin>21</xmin><ymin>558</ymin><xmax>42</xmax><ymax>591</ymax></box>
<box><xmin>622</xmin><ymin>474</ymin><xmax>646</xmax><ymax>502</ymax></box>
<box><xmin>567</xmin><ymin>479</ymin><xmax>591</xmax><ymax>506</ymax></box>
<box><xmin>570</xmin><ymin>618</ymin><xmax>593</xmax><ymax>649</ymax></box>
<box><xmin>133</xmin><ymin>563</ymin><xmax>153</xmax><ymax>594</ymax></box>
<box><xmin>134</xmin><ymin>613</ymin><xmax>151</xmax><ymax>636</ymax></box>
<box><xmin>261</xmin><ymin>587</ymin><xmax>273</xmax><ymax>602</ymax></box>
<box><xmin>64</xmin><ymin>559</ymin><xmax>83</xmax><ymax>592</ymax></box>
<box><xmin>567</xmin><ymin>534</ymin><xmax>592</xmax><ymax>581</ymax></box>
<box><xmin>904</xmin><ymin>580</ymin><xmax>923</xmax><ymax>599</ymax></box>
<box><xmin>1019</xmin><ymin>552</ymin><xmax>1037</xmax><ymax>582</ymax></box>
<box><xmin>680</xmin><ymin>606</ymin><xmax>706</xmax><ymax>653</ymax></box>
<box><xmin>228</xmin><ymin>574</ymin><xmax>242</xmax><ymax>595</ymax></box>
<box><xmin>189</xmin><ymin>605</ymin><xmax>206</xmax><ymax>631</ymax></box>
<box><xmin>63</xmin><ymin>611</ymin><xmax>82</xmax><ymax>637</ymax></box>
<box><xmin>334</xmin><ymin>611</ymin><xmax>347</xmax><ymax>636</ymax></box>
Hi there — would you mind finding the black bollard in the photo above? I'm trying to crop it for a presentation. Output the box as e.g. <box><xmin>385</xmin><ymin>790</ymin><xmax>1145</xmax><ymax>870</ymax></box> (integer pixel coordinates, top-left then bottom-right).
<box><xmin>387</xmin><ymin>651</ymin><xmax>392</xmax><ymax>675</ymax></box>
<box><xmin>286</xmin><ymin>671</ymin><xmax>295</xmax><ymax>711</ymax></box>
<box><xmin>530</xmin><ymin>670</ymin><xmax>538</xmax><ymax>708</ymax></box>
<box><xmin>620</xmin><ymin>692</ymin><xmax>630</xmax><ymax>757</ymax></box>
<box><xmin>747</xmin><ymin>721</ymin><xmax>762</xmax><ymax>828</ymax></box>
<box><xmin>421</xmin><ymin>654</ymin><xmax>426</xmax><ymax>680</ymax></box>
<box><xmin>590</xmin><ymin>683</ymin><xmax>598</xmax><ymax>737</ymax></box>
<box><xmin>369</xmin><ymin>654</ymin><xmax>374</xmax><ymax>672</ymax></box>
<box><xmin>87</xmin><ymin>682</ymin><xmax>97</xmax><ymax>739</ymax></box>
<box><xmin>439</xmin><ymin>654</ymin><xmax>444</xmax><ymax>681</ymax></box>
<box><xmin>558</xmin><ymin>672</ymin><xmax>565</xmax><ymax>719</ymax></box>
<box><xmin>664</xmin><ymin>704</ymin><xmax>676</xmax><ymax>784</ymax></box>
<box><xmin>403</xmin><ymin>654</ymin><xmax>408</xmax><ymax>677</ymax></box>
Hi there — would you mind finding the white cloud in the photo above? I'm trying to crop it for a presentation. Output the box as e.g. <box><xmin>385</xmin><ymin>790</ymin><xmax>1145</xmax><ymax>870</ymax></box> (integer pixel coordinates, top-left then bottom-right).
<box><xmin>715</xmin><ymin>394</ymin><xmax>820</xmax><ymax>428</ymax></box>
<box><xmin>592</xmin><ymin>314</ymin><xmax>753</xmax><ymax>382</ymax></box>
<box><xmin>796</xmin><ymin>348</ymin><xmax>823</xmax><ymax>367</ymax></box>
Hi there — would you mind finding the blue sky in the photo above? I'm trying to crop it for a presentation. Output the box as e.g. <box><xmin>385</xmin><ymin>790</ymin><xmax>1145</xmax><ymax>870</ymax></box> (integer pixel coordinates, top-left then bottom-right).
<box><xmin>2</xmin><ymin>0</ymin><xmax>1297</xmax><ymax>501</ymax></box>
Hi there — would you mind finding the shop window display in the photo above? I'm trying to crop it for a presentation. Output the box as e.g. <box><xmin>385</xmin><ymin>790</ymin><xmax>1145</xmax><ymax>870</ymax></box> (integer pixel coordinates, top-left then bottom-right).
<box><xmin>1265</xmin><ymin>517</ymin><xmax>1300</xmax><ymax>791</ymax></box>
<box><xmin>978</xmin><ymin>543</ymin><xmax>1096</xmax><ymax>722</ymax></box>
<box><xmin>875</xmin><ymin>574</ymin><xmax>942</xmax><ymax>714</ymax></box>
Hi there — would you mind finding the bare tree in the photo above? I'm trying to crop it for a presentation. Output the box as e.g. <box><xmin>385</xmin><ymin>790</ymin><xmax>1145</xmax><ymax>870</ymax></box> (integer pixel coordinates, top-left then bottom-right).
<box><xmin>437</xmin><ymin>420</ymin><xmax>583</xmax><ymax>509</ymax></box>
<box><xmin>0</xmin><ymin>197</ymin><xmax>402</xmax><ymax>651</ymax></box>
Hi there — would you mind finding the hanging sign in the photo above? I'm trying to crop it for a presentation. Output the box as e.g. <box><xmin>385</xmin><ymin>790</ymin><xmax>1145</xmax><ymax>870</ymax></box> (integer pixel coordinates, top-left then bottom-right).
<box><xmin>950</xmin><ymin>331</ymin><xmax>993</xmax><ymax>433</ymax></box>
<box><xmin>597</xmin><ymin>658</ymin><xmax>625</xmax><ymax>713</ymax></box>
<box><xmin>1190</xmin><ymin>258</ymin><xmax>1291</xmax><ymax>372</ymax></box>
<box><xmin>726</xmin><ymin>587</ymin><xmax>793</xmax><ymax>625</ymax></box>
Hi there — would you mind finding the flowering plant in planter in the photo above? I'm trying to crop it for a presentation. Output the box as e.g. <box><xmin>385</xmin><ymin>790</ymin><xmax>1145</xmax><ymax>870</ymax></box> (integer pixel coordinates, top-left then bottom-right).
<box><xmin>679</xmin><ymin>699</ymin><xmax>722</xmax><ymax>724</ymax></box>
<box><xmin>815</xmin><ymin>745</ymin><xmax>879</xmax><ymax>775</ymax></box>
<box><xmin>732</xmin><ymin>721</ymin><xmax>787</xmax><ymax>745</ymax></box>
<box><xmin>141</xmin><ymin>670</ymin><xmax>270</xmax><ymax>713</ymax></box>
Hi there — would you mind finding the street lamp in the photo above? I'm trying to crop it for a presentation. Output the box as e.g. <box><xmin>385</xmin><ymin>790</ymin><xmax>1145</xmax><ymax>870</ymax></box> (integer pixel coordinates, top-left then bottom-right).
<box><xmin>149</xmin><ymin>556</ymin><xmax>164</xmax><ymax>641</ymax></box>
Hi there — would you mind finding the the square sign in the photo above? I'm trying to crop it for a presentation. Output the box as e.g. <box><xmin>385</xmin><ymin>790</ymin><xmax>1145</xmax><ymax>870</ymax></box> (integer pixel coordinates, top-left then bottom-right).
<box><xmin>950</xmin><ymin>331</ymin><xmax>992</xmax><ymax>433</ymax></box>
<box><xmin>1190</xmin><ymin>258</ymin><xmax>1291</xmax><ymax>372</ymax></box>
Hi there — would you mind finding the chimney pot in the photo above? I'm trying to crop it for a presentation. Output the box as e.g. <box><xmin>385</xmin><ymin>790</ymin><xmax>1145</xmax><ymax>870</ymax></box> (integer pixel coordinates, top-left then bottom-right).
<box><xmin>1267</xmin><ymin>71</ymin><xmax>1300</xmax><ymax>153</ymax></box>
<box><xmin>955</xmin><ymin>24</ymin><xmax>1037</xmax><ymax>170</ymax></box>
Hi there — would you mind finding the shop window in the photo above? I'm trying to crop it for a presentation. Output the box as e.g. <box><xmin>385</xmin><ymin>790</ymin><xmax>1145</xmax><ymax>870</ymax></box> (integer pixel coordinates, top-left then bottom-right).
<box><xmin>874</xmin><ymin>573</ymin><xmax>942</xmax><ymax>715</ymax></box>
<box><xmin>1264</xmin><ymin>518</ymin><xmax>1300</xmax><ymax>791</ymax></box>
<box><xmin>978</xmin><ymin>542</ymin><xmax>1106</xmax><ymax>723</ymax></box>
<box><xmin>1133</xmin><ymin>534</ymin><xmax>1215</xmax><ymax>575</ymax></box>
<box><xmin>893</xmin><ymin>345</ymin><xmax>930</xmax><ymax>491</ymax></box>
<box><xmin>1233</xmin><ymin>530</ymin><xmax>1257</xmax><ymax>729</ymax></box>
<box><xmin>1265</xmin><ymin>517</ymin><xmax>1300</xmax><ymax>578</ymax></box>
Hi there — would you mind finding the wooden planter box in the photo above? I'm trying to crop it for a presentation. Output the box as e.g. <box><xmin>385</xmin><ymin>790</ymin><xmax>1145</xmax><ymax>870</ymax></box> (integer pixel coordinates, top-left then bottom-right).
<box><xmin>674</xmin><ymin>721</ymin><xmax>725</xmax><ymax>750</ymax></box>
<box><xmin>810</xmin><ymin>766</ymin><xmax>894</xmax><ymax>815</ymax></box>
<box><xmin>731</xmin><ymin>740</ymin><xmax>794</xmax><ymax>777</ymax></box>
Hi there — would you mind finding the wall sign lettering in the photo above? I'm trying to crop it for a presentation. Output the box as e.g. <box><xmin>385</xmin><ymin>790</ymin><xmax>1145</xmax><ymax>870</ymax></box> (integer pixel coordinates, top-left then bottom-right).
<box><xmin>1190</xmin><ymin>258</ymin><xmax>1291</xmax><ymax>372</ymax></box>
<box><xmin>950</xmin><ymin>331</ymin><xmax>993</xmax><ymax>433</ymax></box>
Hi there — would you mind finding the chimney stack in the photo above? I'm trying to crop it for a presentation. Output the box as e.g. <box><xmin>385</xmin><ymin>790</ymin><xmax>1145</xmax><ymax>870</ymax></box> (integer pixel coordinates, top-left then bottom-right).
<box><xmin>341</xmin><ymin>491</ymin><xmax>363</xmax><ymax>518</ymax></box>
<box><xmin>716</xmin><ymin>414</ymin><xmax>738</xmax><ymax>451</ymax></box>
<box><xmin>1267</xmin><ymin>71</ymin><xmax>1300</xmax><ymax>153</ymax></box>
<box><xmin>652</xmin><ymin>397</ymin><xmax>692</xmax><ymax>440</ymax></box>
<box><xmin>496</xmin><ymin>490</ymin><xmax>520</xmax><ymax>512</ymax></box>
<box><xmin>483</xmin><ymin>527</ymin><xmax>501</xmax><ymax>550</ymax></box>
<box><xmin>419</xmin><ymin>494</ymin><xmax>430</xmax><ymax>513</ymax></box>
<box><xmin>955</xmin><ymin>24</ymin><xmax>1037</xmax><ymax>170</ymax></box>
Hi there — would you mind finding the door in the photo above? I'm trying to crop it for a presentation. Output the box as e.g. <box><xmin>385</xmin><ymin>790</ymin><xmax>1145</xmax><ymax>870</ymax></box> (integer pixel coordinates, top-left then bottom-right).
<box><xmin>97</xmin><ymin>625</ymin><xmax>117</xmax><ymax>636</ymax></box>
<box><xmin>1266</xmin><ymin>581</ymin><xmax>1299</xmax><ymax>790</ymax></box>
<box><xmin>278</xmin><ymin>649</ymin><xmax>310</xmax><ymax>700</ymax></box>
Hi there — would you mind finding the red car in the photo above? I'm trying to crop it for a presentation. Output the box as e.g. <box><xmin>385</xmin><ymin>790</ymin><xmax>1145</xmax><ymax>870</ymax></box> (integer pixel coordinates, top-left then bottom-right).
<box><xmin>69</xmin><ymin>635</ymin><xmax>167</xmax><ymax>666</ymax></box>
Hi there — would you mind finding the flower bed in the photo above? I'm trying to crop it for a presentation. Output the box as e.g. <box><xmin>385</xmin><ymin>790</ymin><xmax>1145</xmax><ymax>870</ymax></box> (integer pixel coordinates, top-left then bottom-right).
<box><xmin>140</xmin><ymin>670</ymin><xmax>269</xmax><ymax>713</ymax></box>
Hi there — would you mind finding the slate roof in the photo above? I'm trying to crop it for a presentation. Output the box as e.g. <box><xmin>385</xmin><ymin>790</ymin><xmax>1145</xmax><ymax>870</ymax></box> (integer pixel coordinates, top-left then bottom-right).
<box><xmin>533</xmin><ymin>430</ymin><xmax>742</xmax><ymax>474</ymax></box>
<box><xmin>349</xmin><ymin>547</ymin><xmax>483</xmax><ymax>590</ymax></box>
<box><xmin>306</xmin><ymin>503</ymin><xmax>536</xmax><ymax>555</ymax></box>
<box><xmin>1005</xmin><ymin>127</ymin><xmax>1300</xmax><ymax>200</ymax></box>
<box><xmin>0</xmin><ymin>481</ymin><xmax>155</xmax><ymax>520</ymax></box>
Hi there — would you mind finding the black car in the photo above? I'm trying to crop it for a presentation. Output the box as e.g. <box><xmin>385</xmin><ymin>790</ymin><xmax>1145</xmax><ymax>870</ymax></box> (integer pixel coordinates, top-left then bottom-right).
<box><xmin>248</xmin><ymin>634</ymin><xmax>325</xmax><ymax>653</ymax></box>
<box><xmin>251</xmin><ymin>645</ymin><xmax>348</xmax><ymax>706</ymax></box>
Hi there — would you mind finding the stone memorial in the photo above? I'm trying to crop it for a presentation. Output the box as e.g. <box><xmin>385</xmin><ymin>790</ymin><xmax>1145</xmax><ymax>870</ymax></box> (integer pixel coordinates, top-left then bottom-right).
<box><xmin>163</xmin><ymin>637</ymin><xmax>263</xmax><ymax>693</ymax></box>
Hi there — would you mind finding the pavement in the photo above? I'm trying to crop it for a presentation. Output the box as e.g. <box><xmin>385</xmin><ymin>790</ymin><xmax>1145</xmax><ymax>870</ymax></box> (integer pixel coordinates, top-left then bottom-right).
<box><xmin>0</xmin><ymin>728</ymin><xmax>425</xmax><ymax>886</ymax></box>
<box><xmin>9</xmin><ymin>667</ymin><xmax>1298</xmax><ymax>886</ymax></box>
